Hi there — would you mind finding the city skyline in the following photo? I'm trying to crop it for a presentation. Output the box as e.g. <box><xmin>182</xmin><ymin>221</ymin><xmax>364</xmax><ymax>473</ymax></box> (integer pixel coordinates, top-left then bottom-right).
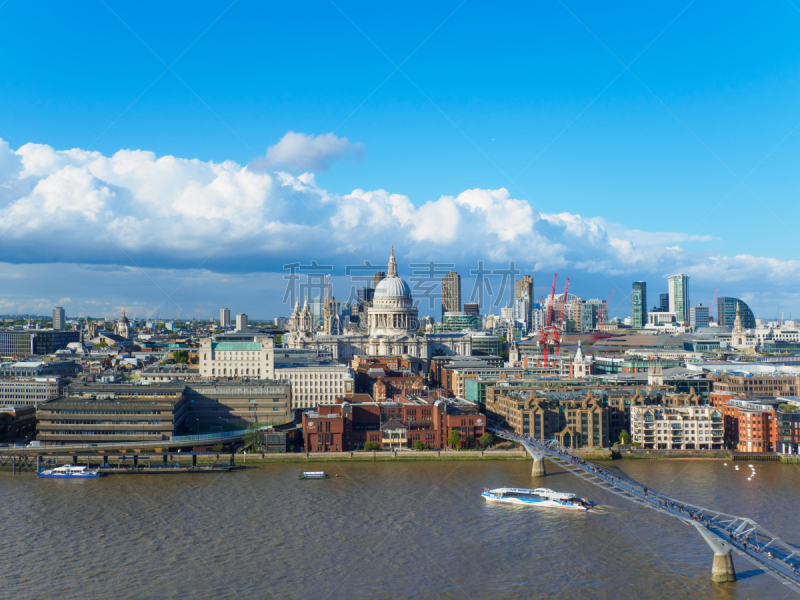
<box><xmin>1</xmin><ymin>3</ymin><xmax>798</xmax><ymax>320</ymax></box>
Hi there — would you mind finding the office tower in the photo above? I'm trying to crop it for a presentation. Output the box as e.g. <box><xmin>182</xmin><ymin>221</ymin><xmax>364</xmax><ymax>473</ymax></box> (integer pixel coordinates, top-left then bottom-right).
<box><xmin>373</xmin><ymin>272</ymin><xmax>386</xmax><ymax>288</ymax></box>
<box><xmin>442</xmin><ymin>272</ymin><xmax>462</xmax><ymax>319</ymax></box>
<box><xmin>52</xmin><ymin>307</ymin><xmax>66</xmax><ymax>330</ymax></box>
<box><xmin>235</xmin><ymin>313</ymin><xmax>248</xmax><ymax>331</ymax></box>
<box><xmin>659</xmin><ymin>293</ymin><xmax>669</xmax><ymax>312</ymax></box>
<box><xmin>220</xmin><ymin>308</ymin><xmax>231</xmax><ymax>327</ymax></box>
<box><xmin>631</xmin><ymin>282</ymin><xmax>647</xmax><ymax>328</ymax></box>
<box><xmin>463</xmin><ymin>303</ymin><xmax>479</xmax><ymax>316</ymax></box>
<box><xmin>667</xmin><ymin>274</ymin><xmax>690</xmax><ymax>324</ymax></box>
<box><xmin>515</xmin><ymin>275</ymin><xmax>533</xmax><ymax>329</ymax></box>
<box><xmin>717</xmin><ymin>297</ymin><xmax>756</xmax><ymax>328</ymax></box>
<box><xmin>690</xmin><ymin>304</ymin><xmax>709</xmax><ymax>330</ymax></box>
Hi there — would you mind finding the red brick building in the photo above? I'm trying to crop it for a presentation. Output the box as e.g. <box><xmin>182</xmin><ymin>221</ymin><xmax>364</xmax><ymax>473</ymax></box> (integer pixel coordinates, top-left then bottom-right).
<box><xmin>301</xmin><ymin>395</ymin><xmax>486</xmax><ymax>451</ymax></box>
<box><xmin>372</xmin><ymin>376</ymin><xmax>426</xmax><ymax>402</ymax></box>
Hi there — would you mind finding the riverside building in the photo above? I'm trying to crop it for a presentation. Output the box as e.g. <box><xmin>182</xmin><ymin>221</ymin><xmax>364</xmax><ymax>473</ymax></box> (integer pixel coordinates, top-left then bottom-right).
<box><xmin>630</xmin><ymin>405</ymin><xmax>724</xmax><ymax>450</ymax></box>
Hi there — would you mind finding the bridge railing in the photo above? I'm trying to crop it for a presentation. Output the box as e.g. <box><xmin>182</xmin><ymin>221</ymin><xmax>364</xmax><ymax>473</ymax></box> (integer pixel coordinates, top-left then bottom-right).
<box><xmin>490</xmin><ymin>426</ymin><xmax>800</xmax><ymax>591</ymax></box>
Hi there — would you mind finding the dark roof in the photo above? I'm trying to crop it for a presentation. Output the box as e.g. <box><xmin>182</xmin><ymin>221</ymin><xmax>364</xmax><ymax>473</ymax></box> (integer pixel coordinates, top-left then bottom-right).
<box><xmin>381</xmin><ymin>418</ymin><xmax>408</xmax><ymax>430</ymax></box>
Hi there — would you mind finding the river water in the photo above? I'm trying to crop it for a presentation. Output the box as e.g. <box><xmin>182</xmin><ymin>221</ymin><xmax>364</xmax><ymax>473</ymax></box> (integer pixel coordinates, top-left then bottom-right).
<box><xmin>1</xmin><ymin>458</ymin><xmax>797</xmax><ymax>599</ymax></box>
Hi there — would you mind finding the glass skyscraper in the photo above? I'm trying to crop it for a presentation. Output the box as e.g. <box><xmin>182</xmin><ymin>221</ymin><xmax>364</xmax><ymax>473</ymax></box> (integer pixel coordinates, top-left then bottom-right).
<box><xmin>631</xmin><ymin>281</ymin><xmax>647</xmax><ymax>328</ymax></box>
<box><xmin>668</xmin><ymin>274</ymin><xmax>690</xmax><ymax>324</ymax></box>
<box><xmin>717</xmin><ymin>297</ymin><xmax>755</xmax><ymax>329</ymax></box>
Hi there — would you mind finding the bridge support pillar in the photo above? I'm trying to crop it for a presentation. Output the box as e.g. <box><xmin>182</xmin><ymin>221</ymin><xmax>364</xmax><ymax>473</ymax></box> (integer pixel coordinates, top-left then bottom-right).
<box><xmin>531</xmin><ymin>452</ymin><xmax>546</xmax><ymax>477</ymax></box>
<box><xmin>694</xmin><ymin>523</ymin><xmax>736</xmax><ymax>583</ymax></box>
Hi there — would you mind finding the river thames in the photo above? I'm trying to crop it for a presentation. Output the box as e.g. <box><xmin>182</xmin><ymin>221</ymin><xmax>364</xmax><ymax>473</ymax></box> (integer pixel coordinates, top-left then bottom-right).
<box><xmin>2</xmin><ymin>458</ymin><xmax>797</xmax><ymax>599</ymax></box>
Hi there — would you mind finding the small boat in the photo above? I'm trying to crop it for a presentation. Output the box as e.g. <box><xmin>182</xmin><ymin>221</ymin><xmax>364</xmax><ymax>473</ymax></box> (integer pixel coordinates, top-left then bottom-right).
<box><xmin>299</xmin><ymin>471</ymin><xmax>329</xmax><ymax>479</ymax></box>
<box><xmin>482</xmin><ymin>487</ymin><xmax>593</xmax><ymax>511</ymax></box>
<box><xmin>38</xmin><ymin>465</ymin><xmax>102</xmax><ymax>479</ymax></box>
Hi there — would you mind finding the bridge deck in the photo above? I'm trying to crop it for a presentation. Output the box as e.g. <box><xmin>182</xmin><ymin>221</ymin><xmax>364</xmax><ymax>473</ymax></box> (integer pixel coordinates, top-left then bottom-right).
<box><xmin>491</xmin><ymin>427</ymin><xmax>800</xmax><ymax>594</ymax></box>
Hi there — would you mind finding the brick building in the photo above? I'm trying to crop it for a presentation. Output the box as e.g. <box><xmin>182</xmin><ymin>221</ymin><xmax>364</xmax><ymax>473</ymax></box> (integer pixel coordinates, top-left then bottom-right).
<box><xmin>372</xmin><ymin>376</ymin><xmax>426</xmax><ymax>402</ymax></box>
<box><xmin>708</xmin><ymin>373</ymin><xmax>800</xmax><ymax>397</ymax></box>
<box><xmin>301</xmin><ymin>396</ymin><xmax>486</xmax><ymax>452</ymax></box>
<box><xmin>486</xmin><ymin>390</ymin><xmax>609</xmax><ymax>448</ymax></box>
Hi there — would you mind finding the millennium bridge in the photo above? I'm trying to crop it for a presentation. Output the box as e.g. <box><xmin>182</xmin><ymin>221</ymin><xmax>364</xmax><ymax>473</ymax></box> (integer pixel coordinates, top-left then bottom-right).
<box><xmin>491</xmin><ymin>427</ymin><xmax>800</xmax><ymax>593</ymax></box>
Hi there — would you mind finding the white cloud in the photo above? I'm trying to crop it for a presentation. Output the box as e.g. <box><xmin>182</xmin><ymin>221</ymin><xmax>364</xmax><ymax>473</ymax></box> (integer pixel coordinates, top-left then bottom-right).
<box><xmin>256</xmin><ymin>131</ymin><xmax>365</xmax><ymax>173</ymax></box>
<box><xmin>0</xmin><ymin>135</ymin><xmax>798</xmax><ymax>317</ymax></box>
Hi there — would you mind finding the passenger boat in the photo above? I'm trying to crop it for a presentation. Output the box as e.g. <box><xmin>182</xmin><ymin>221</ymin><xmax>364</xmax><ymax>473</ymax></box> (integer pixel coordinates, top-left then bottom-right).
<box><xmin>299</xmin><ymin>471</ymin><xmax>329</xmax><ymax>479</ymax></box>
<box><xmin>38</xmin><ymin>465</ymin><xmax>102</xmax><ymax>479</ymax></box>
<box><xmin>482</xmin><ymin>487</ymin><xmax>593</xmax><ymax>511</ymax></box>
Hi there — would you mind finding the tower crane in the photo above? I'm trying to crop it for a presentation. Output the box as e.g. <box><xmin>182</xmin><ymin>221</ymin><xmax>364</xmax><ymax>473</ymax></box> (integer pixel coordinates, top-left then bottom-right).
<box><xmin>597</xmin><ymin>289</ymin><xmax>614</xmax><ymax>333</ymax></box>
<box><xmin>539</xmin><ymin>274</ymin><xmax>558</xmax><ymax>366</ymax></box>
<box><xmin>554</xmin><ymin>277</ymin><xmax>570</xmax><ymax>357</ymax></box>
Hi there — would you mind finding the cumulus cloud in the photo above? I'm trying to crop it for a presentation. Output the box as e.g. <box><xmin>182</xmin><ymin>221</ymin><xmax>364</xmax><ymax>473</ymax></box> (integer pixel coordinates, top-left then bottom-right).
<box><xmin>0</xmin><ymin>135</ymin><xmax>798</xmax><ymax>317</ymax></box>
<box><xmin>254</xmin><ymin>131</ymin><xmax>365</xmax><ymax>173</ymax></box>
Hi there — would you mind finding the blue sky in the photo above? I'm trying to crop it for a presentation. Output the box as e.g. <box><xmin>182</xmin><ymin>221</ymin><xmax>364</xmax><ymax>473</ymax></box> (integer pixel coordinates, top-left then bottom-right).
<box><xmin>1</xmin><ymin>1</ymin><xmax>799</xmax><ymax>320</ymax></box>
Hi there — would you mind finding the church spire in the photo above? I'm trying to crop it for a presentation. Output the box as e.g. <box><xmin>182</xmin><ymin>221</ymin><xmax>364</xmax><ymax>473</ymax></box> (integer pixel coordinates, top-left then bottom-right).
<box><xmin>388</xmin><ymin>246</ymin><xmax>398</xmax><ymax>277</ymax></box>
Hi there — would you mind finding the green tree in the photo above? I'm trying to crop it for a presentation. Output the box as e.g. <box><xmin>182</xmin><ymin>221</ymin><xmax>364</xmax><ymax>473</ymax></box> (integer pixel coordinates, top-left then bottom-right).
<box><xmin>94</xmin><ymin>340</ymin><xmax>108</xmax><ymax>348</ymax></box>
<box><xmin>618</xmin><ymin>430</ymin><xmax>631</xmax><ymax>445</ymax></box>
<box><xmin>212</xmin><ymin>444</ymin><xmax>224</xmax><ymax>453</ymax></box>
<box><xmin>413</xmin><ymin>440</ymin><xmax>426</xmax><ymax>451</ymax></box>
<box><xmin>447</xmin><ymin>430</ymin><xmax>462</xmax><ymax>449</ymax></box>
<box><xmin>479</xmin><ymin>432</ymin><xmax>494</xmax><ymax>448</ymax></box>
<box><xmin>364</xmin><ymin>441</ymin><xmax>381</xmax><ymax>451</ymax></box>
<box><xmin>172</xmin><ymin>350</ymin><xmax>189</xmax><ymax>363</ymax></box>
<box><xmin>243</xmin><ymin>423</ymin><xmax>262</xmax><ymax>450</ymax></box>
<box><xmin>274</xmin><ymin>334</ymin><xmax>282</xmax><ymax>344</ymax></box>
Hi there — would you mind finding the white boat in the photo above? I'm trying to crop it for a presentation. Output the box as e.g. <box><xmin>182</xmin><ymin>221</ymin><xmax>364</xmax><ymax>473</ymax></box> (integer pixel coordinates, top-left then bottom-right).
<box><xmin>482</xmin><ymin>487</ymin><xmax>593</xmax><ymax>511</ymax></box>
<box><xmin>38</xmin><ymin>465</ymin><xmax>102</xmax><ymax>479</ymax></box>
<box><xmin>299</xmin><ymin>471</ymin><xmax>329</xmax><ymax>479</ymax></box>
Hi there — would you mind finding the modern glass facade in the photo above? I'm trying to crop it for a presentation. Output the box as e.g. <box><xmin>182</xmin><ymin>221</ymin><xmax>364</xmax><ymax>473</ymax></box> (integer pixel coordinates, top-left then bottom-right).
<box><xmin>668</xmin><ymin>274</ymin><xmax>690</xmax><ymax>324</ymax></box>
<box><xmin>0</xmin><ymin>330</ymin><xmax>80</xmax><ymax>358</ymax></box>
<box><xmin>717</xmin><ymin>297</ymin><xmax>755</xmax><ymax>328</ymax></box>
<box><xmin>689</xmin><ymin>304</ymin><xmax>709</xmax><ymax>330</ymax></box>
<box><xmin>631</xmin><ymin>281</ymin><xmax>647</xmax><ymax>328</ymax></box>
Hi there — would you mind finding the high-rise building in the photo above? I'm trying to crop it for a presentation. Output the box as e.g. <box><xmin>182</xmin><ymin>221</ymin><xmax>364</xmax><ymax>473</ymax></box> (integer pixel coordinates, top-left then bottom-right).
<box><xmin>463</xmin><ymin>303</ymin><xmax>479</xmax><ymax>316</ymax></box>
<box><xmin>717</xmin><ymin>297</ymin><xmax>756</xmax><ymax>329</ymax></box>
<box><xmin>373</xmin><ymin>272</ymin><xmax>386</xmax><ymax>289</ymax></box>
<box><xmin>631</xmin><ymin>282</ymin><xmax>647</xmax><ymax>328</ymax></box>
<box><xmin>220</xmin><ymin>308</ymin><xmax>231</xmax><ymax>328</ymax></box>
<box><xmin>667</xmin><ymin>274</ymin><xmax>690</xmax><ymax>324</ymax></box>
<box><xmin>515</xmin><ymin>275</ymin><xmax>533</xmax><ymax>329</ymax></box>
<box><xmin>52</xmin><ymin>307</ymin><xmax>66</xmax><ymax>330</ymax></box>
<box><xmin>690</xmin><ymin>304</ymin><xmax>710</xmax><ymax>330</ymax></box>
<box><xmin>442</xmin><ymin>272</ymin><xmax>461</xmax><ymax>319</ymax></box>
<box><xmin>659</xmin><ymin>293</ymin><xmax>669</xmax><ymax>312</ymax></box>
<box><xmin>235</xmin><ymin>313</ymin><xmax>249</xmax><ymax>331</ymax></box>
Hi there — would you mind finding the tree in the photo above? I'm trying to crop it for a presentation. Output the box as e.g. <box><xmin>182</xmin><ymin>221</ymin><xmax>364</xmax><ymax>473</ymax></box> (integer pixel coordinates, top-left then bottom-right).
<box><xmin>479</xmin><ymin>432</ymin><xmax>494</xmax><ymax>448</ymax></box>
<box><xmin>274</xmin><ymin>334</ymin><xmax>282</xmax><ymax>345</ymax></box>
<box><xmin>447</xmin><ymin>430</ymin><xmax>462</xmax><ymax>449</ymax></box>
<box><xmin>243</xmin><ymin>424</ymin><xmax>261</xmax><ymax>450</ymax></box>
<box><xmin>172</xmin><ymin>350</ymin><xmax>189</xmax><ymax>363</ymax></box>
<box><xmin>413</xmin><ymin>440</ymin><xmax>427</xmax><ymax>451</ymax></box>
<box><xmin>364</xmin><ymin>441</ymin><xmax>381</xmax><ymax>451</ymax></box>
<box><xmin>618</xmin><ymin>430</ymin><xmax>631</xmax><ymax>445</ymax></box>
<box><xmin>212</xmin><ymin>444</ymin><xmax>224</xmax><ymax>453</ymax></box>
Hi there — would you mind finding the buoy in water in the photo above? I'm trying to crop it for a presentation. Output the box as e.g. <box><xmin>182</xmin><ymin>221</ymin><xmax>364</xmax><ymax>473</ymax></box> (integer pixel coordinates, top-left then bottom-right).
<box><xmin>724</xmin><ymin>463</ymin><xmax>727</xmax><ymax>466</ymax></box>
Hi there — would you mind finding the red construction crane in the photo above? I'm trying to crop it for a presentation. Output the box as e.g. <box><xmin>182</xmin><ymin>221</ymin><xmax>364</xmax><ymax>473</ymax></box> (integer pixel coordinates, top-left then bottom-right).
<box><xmin>710</xmin><ymin>285</ymin><xmax>719</xmax><ymax>324</ymax></box>
<box><xmin>554</xmin><ymin>277</ymin><xmax>570</xmax><ymax>357</ymax></box>
<box><xmin>597</xmin><ymin>289</ymin><xmax>614</xmax><ymax>333</ymax></box>
<box><xmin>539</xmin><ymin>274</ymin><xmax>558</xmax><ymax>366</ymax></box>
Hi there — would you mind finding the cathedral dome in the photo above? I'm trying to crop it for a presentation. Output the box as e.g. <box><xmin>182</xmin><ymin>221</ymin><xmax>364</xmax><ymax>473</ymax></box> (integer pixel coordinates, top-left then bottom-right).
<box><xmin>375</xmin><ymin>276</ymin><xmax>411</xmax><ymax>299</ymax></box>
